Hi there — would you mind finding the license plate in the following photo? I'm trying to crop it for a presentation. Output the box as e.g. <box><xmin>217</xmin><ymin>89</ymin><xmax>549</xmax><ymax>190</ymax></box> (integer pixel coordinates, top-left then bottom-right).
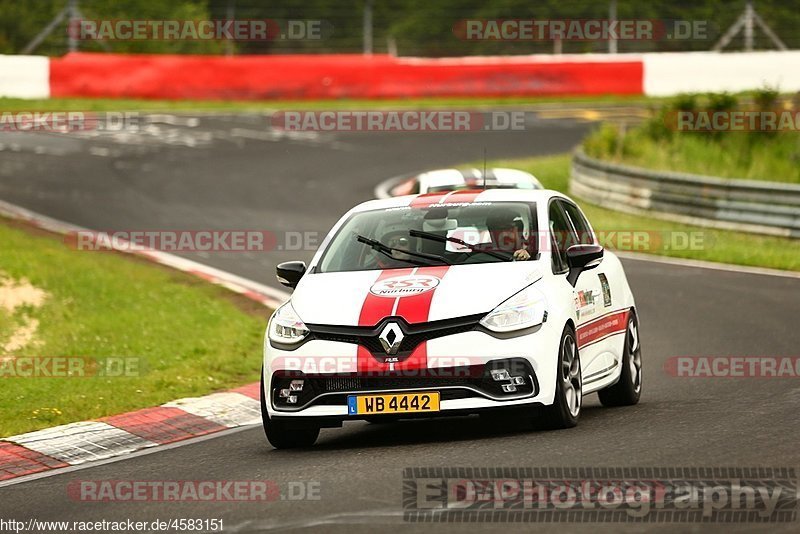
<box><xmin>347</xmin><ymin>392</ymin><xmax>440</xmax><ymax>415</ymax></box>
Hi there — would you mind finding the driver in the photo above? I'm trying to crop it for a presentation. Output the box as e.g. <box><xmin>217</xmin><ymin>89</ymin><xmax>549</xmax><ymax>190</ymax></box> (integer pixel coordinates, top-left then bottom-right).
<box><xmin>486</xmin><ymin>208</ymin><xmax>531</xmax><ymax>261</ymax></box>
<box><xmin>364</xmin><ymin>231</ymin><xmax>412</xmax><ymax>269</ymax></box>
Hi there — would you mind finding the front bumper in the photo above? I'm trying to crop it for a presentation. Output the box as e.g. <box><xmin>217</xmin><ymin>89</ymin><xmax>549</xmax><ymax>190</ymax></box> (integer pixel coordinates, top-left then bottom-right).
<box><xmin>264</xmin><ymin>327</ymin><xmax>562</xmax><ymax>419</ymax></box>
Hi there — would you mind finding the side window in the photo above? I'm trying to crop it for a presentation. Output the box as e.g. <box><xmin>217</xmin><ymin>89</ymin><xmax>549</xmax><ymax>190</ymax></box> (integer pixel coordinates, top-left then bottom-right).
<box><xmin>562</xmin><ymin>202</ymin><xmax>595</xmax><ymax>245</ymax></box>
<box><xmin>548</xmin><ymin>201</ymin><xmax>571</xmax><ymax>273</ymax></box>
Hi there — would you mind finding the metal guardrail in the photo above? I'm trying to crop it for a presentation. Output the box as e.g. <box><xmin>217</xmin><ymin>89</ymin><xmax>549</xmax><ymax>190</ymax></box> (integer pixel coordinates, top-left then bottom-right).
<box><xmin>570</xmin><ymin>149</ymin><xmax>800</xmax><ymax>239</ymax></box>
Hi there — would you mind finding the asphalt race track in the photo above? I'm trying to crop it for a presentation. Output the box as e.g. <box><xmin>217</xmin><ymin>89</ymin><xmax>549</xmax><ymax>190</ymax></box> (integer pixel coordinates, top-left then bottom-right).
<box><xmin>1</xmin><ymin>113</ymin><xmax>800</xmax><ymax>532</ymax></box>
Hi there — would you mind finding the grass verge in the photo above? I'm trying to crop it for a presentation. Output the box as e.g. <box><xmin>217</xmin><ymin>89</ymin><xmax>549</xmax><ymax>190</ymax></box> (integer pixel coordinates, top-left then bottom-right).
<box><xmin>477</xmin><ymin>153</ymin><xmax>800</xmax><ymax>272</ymax></box>
<box><xmin>583</xmin><ymin>91</ymin><xmax>800</xmax><ymax>184</ymax></box>
<box><xmin>585</xmin><ymin>122</ymin><xmax>800</xmax><ymax>184</ymax></box>
<box><xmin>0</xmin><ymin>94</ymin><xmax>663</xmax><ymax>113</ymax></box>
<box><xmin>0</xmin><ymin>217</ymin><xmax>268</xmax><ymax>437</ymax></box>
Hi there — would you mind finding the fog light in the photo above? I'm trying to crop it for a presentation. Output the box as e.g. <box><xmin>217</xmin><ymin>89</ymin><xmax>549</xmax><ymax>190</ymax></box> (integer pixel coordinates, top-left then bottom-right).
<box><xmin>511</xmin><ymin>376</ymin><xmax>525</xmax><ymax>385</ymax></box>
<box><xmin>286</xmin><ymin>395</ymin><xmax>298</xmax><ymax>404</ymax></box>
<box><xmin>491</xmin><ymin>369</ymin><xmax>511</xmax><ymax>381</ymax></box>
<box><xmin>289</xmin><ymin>380</ymin><xmax>304</xmax><ymax>391</ymax></box>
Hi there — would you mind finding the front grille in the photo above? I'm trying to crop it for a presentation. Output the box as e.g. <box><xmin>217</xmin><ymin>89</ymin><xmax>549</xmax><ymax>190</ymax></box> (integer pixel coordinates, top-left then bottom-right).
<box><xmin>271</xmin><ymin>358</ymin><xmax>538</xmax><ymax>411</ymax></box>
<box><xmin>306</xmin><ymin>314</ymin><xmax>483</xmax><ymax>358</ymax></box>
<box><xmin>325</xmin><ymin>376</ymin><xmax>361</xmax><ymax>391</ymax></box>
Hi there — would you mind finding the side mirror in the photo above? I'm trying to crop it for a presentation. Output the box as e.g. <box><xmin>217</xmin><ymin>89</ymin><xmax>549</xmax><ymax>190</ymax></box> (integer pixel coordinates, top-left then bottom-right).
<box><xmin>276</xmin><ymin>261</ymin><xmax>307</xmax><ymax>289</ymax></box>
<box><xmin>565</xmin><ymin>244</ymin><xmax>603</xmax><ymax>287</ymax></box>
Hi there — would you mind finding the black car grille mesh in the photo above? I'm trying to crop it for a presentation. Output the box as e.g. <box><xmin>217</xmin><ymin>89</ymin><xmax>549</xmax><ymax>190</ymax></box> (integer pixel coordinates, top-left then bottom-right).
<box><xmin>271</xmin><ymin>358</ymin><xmax>539</xmax><ymax>411</ymax></box>
<box><xmin>318</xmin><ymin>374</ymin><xmax>474</xmax><ymax>393</ymax></box>
<box><xmin>306</xmin><ymin>314</ymin><xmax>483</xmax><ymax>357</ymax></box>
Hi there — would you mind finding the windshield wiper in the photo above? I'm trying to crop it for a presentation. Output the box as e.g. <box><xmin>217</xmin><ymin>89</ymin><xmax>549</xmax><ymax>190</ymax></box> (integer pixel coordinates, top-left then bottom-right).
<box><xmin>355</xmin><ymin>235</ymin><xmax>452</xmax><ymax>266</ymax></box>
<box><xmin>409</xmin><ymin>229</ymin><xmax>512</xmax><ymax>262</ymax></box>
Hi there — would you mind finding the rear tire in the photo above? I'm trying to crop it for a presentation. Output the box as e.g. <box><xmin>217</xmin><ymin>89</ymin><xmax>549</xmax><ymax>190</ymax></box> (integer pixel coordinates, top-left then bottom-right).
<box><xmin>598</xmin><ymin>312</ymin><xmax>642</xmax><ymax>407</ymax></box>
<box><xmin>260</xmin><ymin>369</ymin><xmax>319</xmax><ymax>449</ymax></box>
<box><xmin>538</xmin><ymin>325</ymin><xmax>581</xmax><ymax>429</ymax></box>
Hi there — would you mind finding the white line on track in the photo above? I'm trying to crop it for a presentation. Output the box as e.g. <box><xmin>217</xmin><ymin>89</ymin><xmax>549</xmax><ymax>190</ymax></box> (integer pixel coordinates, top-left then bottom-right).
<box><xmin>614</xmin><ymin>251</ymin><xmax>800</xmax><ymax>279</ymax></box>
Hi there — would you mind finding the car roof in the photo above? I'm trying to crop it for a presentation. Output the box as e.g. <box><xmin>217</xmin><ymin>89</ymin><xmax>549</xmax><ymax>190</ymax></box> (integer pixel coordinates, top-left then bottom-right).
<box><xmin>418</xmin><ymin>168</ymin><xmax>540</xmax><ymax>187</ymax></box>
<box><xmin>417</xmin><ymin>168</ymin><xmax>480</xmax><ymax>188</ymax></box>
<box><xmin>483</xmin><ymin>168</ymin><xmax>540</xmax><ymax>185</ymax></box>
<box><xmin>352</xmin><ymin>189</ymin><xmax>569</xmax><ymax>213</ymax></box>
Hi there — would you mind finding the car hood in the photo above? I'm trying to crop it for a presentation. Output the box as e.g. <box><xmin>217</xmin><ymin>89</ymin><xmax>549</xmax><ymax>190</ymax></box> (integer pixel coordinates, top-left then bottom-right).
<box><xmin>291</xmin><ymin>262</ymin><xmax>544</xmax><ymax>326</ymax></box>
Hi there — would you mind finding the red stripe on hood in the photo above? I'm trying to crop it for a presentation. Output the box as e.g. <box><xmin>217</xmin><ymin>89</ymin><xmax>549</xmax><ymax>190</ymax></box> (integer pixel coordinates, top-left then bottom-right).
<box><xmin>394</xmin><ymin>265</ymin><xmax>450</xmax><ymax>324</ymax></box>
<box><xmin>356</xmin><ymin>266</ymin><xmax>449</xmax><ymax>373</ymax></box>
<box><xmin>358</xmin><ymin>268</ymin><xmax>414</xmax><ymax>327</ymax></box>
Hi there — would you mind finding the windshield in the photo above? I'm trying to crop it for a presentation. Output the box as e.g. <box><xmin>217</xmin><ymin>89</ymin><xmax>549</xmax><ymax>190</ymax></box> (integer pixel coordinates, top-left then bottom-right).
<box><xmin>318</xmin><ymin>201</ymin><xmax>538</xmax><ymax>273</ymax></box>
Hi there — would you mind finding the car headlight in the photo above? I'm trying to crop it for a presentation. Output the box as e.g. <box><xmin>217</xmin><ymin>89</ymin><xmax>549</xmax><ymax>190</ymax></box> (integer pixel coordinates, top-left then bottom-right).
<box><xmin>480</xmin><ymin>285</ymin><xmax>548</xmax><ymax>333</ymax></box>
<box><xmin>268</xmin><ymin>301</ymin><xmax>309</xmax><ymax>345</ymax></box>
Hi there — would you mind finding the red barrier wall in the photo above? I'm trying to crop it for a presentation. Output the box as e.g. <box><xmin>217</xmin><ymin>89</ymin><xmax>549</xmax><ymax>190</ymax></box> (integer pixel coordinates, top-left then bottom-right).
<box><xmin>50</xmin><ymin>52</ymin><xmax>643</xmax><ymax>100</ymax></box>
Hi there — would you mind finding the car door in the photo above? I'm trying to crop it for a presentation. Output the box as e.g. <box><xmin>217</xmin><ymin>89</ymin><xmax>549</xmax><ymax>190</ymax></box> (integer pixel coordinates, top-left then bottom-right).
<box><xmin>548</xmin><ymin>199</ymin><xmax>612</xmax><ymax>382</ymax></box>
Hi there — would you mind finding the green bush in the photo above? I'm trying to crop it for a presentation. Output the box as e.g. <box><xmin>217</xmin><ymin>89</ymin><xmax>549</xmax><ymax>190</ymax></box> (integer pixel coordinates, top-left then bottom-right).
<box><xmin>707</xmin><ymin>92</ymin><xmax>738</xmax><ymax>113</ymax></box>
<box><xmin>584</xmin><ymin>123</ymin><xmax>621</xmax><ymax>159</ymax></box>
<box><xmin>753</xmin><ymin>86</ymin><xmax>780</xmax><ymax>112</ymax></box>
<box><xmin>581</xmin><ymin>92</ymin><xmax>800</xmax><ymax>184</ymax></box>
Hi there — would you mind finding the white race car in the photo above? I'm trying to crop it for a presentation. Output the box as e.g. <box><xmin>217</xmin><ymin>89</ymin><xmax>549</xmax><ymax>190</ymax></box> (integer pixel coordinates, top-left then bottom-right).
<box><xmin>261</xmin><ymin>189</ymin><xmax>642</xmax><ymax>448</ymax></box>
<box><xmin>396</xmin><ymin>168</ymin><xmax>544</xmax><ymax>195</ymax></box>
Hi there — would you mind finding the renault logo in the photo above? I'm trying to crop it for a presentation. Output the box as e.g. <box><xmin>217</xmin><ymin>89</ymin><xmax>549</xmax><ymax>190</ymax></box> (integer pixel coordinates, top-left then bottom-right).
<box><xmin>378</xmin><ymin>322</ymin><xmax>404</xmax><ymax>355</ymax></box>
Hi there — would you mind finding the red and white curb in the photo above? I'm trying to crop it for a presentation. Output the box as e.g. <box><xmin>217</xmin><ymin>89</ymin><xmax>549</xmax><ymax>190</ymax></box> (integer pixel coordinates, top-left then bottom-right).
<box><xmin>0</xmin><ymin>200</ymin><xmax>290</xmax><ymax>483</ymax></box>
<box><xmin>0</xmin><ymin>385</ymin><xmax>262</xmax><ymax>483</ymax></box>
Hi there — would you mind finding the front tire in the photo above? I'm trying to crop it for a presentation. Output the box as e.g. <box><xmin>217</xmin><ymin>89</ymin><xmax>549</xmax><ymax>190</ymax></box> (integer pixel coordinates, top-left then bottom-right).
<box><xmin>260</xmin><ymin>369</ymin><xmax>319</xmax><ymax>449</ymax></box>
<box><xmin>598</xmin><ymin>312</ymin><xmax>642</xmax><ymax>407</ymax></box>
<box><xmin>539</xmin><ymin>325</ymin><xmax>582</xmax><ymax>429</ymax></box>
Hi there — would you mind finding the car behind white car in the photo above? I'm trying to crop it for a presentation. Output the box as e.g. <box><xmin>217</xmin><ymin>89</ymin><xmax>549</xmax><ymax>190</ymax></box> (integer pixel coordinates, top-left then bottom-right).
<box><xmin>395</xmin><ymin>168</ymin><xmax>544</xmax><ymax>195</ymax></box>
